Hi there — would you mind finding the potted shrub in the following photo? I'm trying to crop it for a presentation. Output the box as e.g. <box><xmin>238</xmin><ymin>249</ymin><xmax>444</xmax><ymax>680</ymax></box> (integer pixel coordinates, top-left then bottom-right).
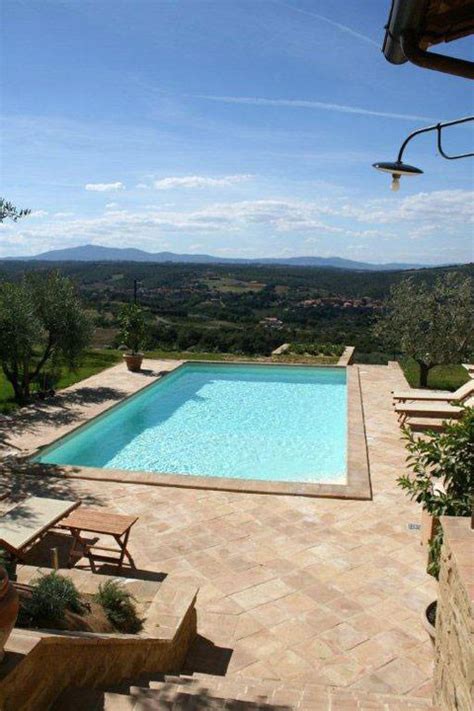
<box><xmin>0</xmin><ymin>554</ymin><xmax>20</xmax><ymax>661</ymax></box>
<box><xmin>397</xmin><ymin>406</ymin><xmax>473</xmax><ymax>642</ymax></box>
<box><xmin>119</xmin><ymin>303</ymin><xmax>147</xmax><ymax>372</ymax></box>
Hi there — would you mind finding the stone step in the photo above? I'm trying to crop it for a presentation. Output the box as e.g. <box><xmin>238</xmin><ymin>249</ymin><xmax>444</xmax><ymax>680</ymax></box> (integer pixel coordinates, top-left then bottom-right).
<box><xmin>127</xmin><ymin>674</ymin><xmax>435</xmax><ymax>710</ymax></box>
<box><xmin>55</xmin><ymin>673</ymin><xmax>437</xmax><ymax>710</ymax></box>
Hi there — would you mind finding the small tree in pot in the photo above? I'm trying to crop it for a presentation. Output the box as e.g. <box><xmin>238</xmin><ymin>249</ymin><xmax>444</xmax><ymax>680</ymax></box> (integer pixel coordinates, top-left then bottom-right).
<box><xmin>0</xmin><ymin>550</ymin><xmax>19</xmax><ymax>661</ymax></box>
<box><xmin>119</xmin><ymin>303</ymin><xmax>147</xmax><ymax>372</ymax></box>
<box><xmin>398</xmin><ymin>407</ymin><xmax>473</xmax><ymax>638</ymax></box>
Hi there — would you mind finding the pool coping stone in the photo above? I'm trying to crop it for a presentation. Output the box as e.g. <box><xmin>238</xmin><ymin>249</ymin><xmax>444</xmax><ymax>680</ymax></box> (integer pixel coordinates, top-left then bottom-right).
<box><xmin>9</xmin><ymin>359</ymin><xmax>371</xmax><ymax>500</ymax></box>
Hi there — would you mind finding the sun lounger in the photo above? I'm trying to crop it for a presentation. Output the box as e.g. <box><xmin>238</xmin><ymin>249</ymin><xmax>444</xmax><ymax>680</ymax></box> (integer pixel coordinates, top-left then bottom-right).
<box><xmin>395</xmin><ymin>401</ymin><xmax>464</xmax><ymax>424</ymax></box>
<box><xmin>404</xmin><ymin>417</ymin><xmax>456</xmax><ymax>432</ymax></box>
<box><xmin>0</xmin><ymin>497</ymin><xmax>80</xmax><ymax>572</ymax></box>
<box><xmin>392</xmin><ymin>379</ymin><xmax>473</xmax><ymax>404</ymax></box>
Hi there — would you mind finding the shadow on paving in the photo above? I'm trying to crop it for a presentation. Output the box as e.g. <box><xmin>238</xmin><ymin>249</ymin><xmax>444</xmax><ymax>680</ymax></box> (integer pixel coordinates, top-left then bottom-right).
<box><xmin>0</xmin><ymin>461</ymin><xmax>105</xmax><ymax>508</ymax></box>
<box><xmin>90</xmin><ymin>563</ymin><xmax>167</xmax><ymax>583</ymax></box>
<box><xmin>0</xmin><ymin>385</ymin><xmax>129</xmax><ymax>450</ymax></box>
<box><xmin>20</xmin><ymin>534</ymin><xmax>168</xmax><ymax>586</ymax></box>
<box><xmin>182</xmin><ymin>635</ymin><xmax>233</xmax><ymax>677</ymax></box>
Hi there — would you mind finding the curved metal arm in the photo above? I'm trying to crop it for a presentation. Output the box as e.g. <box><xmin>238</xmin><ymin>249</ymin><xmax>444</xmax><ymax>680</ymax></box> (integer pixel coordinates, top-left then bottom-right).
<box><xmin>397</xmin><ymin>116</ymin><xmax>474</xmax><ymax>163</ymax></box>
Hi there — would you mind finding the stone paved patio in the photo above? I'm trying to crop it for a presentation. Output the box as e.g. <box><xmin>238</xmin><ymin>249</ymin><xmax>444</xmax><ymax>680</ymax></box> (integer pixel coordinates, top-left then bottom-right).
<box><xmin>1</xmin><ymin>361</ymin><xmax>437</xmax><ymax>699</ymax></box>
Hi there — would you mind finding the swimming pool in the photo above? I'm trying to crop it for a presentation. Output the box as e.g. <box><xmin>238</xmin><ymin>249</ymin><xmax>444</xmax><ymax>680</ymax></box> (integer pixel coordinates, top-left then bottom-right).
<box><xmin>35</xmin><ymin>363</ymin><xmax>347</xmax><ymax>484</ymax></box>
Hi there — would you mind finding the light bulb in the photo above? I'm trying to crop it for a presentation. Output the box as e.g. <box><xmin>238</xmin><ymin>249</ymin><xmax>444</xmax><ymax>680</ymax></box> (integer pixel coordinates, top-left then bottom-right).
<box><xmin>391</xmin><ymin>175</ymin><xmax>400</xmax><ymax>192</ymax></box>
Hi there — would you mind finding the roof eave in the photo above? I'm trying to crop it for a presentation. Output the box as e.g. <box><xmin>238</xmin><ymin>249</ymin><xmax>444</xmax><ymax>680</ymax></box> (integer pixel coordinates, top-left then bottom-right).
<box><xmin>382</xmin><ymin>0</ymin><xmax>429</xmax><ymax>65</ymax></box>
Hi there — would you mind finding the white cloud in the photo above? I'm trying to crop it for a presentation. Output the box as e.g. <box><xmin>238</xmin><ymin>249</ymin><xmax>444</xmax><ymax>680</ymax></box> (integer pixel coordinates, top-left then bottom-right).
<box><xmin>196</xmin><ymin>95</ymin><xmax>433</xmax><ymax>122</ymax></box>
<box><xmin>105</xmin><ymin>202</ymin><xmax>119</xmax><ymax>209</ymax></box>
<box><xmin>274</xmin><ymin>1</ymin><xmax>379</xmax><ymax>48</ymax></box>
<box><xmin>2</xmin><ymin>190</ymin><xmax>471</xmax><ymax>261</ymax></box>
<box><xmin>338</xmin><ymin>189</ymin><xmax>474</xmax><ymax>225</ymax></box>
<box><xmin>30</xmin><ymin>210</ymin><xmax>48</xmax><ymax>218</ymax></box>
<box><xmin>153</xmin><ymin>175</ymin><xmax>253</xmax><ymax>190</ymax></box>
<box><xmin>53</xmin><ymin>211</ymin><xmax>74</xmax><ymax>218</ymax></box>
<box><xmin>85</xmin><ymin>181</ymin><xmax>124</xmax><ymax>192</ymax></box>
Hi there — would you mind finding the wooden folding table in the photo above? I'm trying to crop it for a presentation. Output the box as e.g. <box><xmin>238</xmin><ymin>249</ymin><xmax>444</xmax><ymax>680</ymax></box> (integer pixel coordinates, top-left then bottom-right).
<box><xmin>57</xmin><ymin>509</ymin><xmax>138</xmax><ymax>572</ymax></box>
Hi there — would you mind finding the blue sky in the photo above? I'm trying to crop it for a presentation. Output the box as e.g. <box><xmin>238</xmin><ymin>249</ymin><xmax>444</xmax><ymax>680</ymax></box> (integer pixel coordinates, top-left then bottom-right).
<box><xmin>1</xmin><ymin>0</ymin><xmax>473</xmax><ymax>263</ymax></box>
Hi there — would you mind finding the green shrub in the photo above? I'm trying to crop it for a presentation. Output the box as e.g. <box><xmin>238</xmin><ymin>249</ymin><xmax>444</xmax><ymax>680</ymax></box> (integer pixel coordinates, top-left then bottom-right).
<box><xmin>22</xmin><ymin>572</ymin><xmax>83</xmax><ymax>627</ymax></box>
<box><xmin>118</xmin><ymin>303</ymin><xmax>147</xmax><ymax>354</ymax></box>
<box><xmin>398</xmin><ymin>406</ymin><xmax>473</xmax><ymax>578</ymax></box>
<box><xmin>95</xmin><ymin>580</ymin><xmax>143</xmax><ymax>633</ymax></box>
<box><xmin>289</xmin><ymin>342</ymin><xmax>344</xmax><ymax>357</ymax></box>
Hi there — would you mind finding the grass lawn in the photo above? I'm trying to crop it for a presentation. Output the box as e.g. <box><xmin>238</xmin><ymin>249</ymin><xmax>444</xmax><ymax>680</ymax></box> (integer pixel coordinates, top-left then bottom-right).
<box><xmin>0</xmin><ymin>350</ymin><xmax>122</xmax><ymax>414</ymax></box>
<box><xmin>400</xmin><ymin>358</ymin><xmax>470</xmax><ymax>391</ymax></box>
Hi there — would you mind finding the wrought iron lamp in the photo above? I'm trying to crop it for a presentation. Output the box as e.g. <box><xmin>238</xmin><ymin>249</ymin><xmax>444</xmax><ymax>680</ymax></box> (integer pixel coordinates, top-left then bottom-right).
<box><xmin>373</xmin><ymin>115</ymin><xmax>474</xmax><ymax>190</ymax></box>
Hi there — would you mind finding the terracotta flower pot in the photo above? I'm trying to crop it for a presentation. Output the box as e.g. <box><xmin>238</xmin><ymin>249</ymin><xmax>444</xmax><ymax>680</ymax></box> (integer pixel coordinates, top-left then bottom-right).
<box><xmin>123</xmin><ymin>353</ymin><xmax>144</xmax><ymax>372</ymax></box>
<box><xmin>0</xmin><ymin>567</ymin><xmax>20</xmax><ymax>662</ymax></box>
<box><xmin>422</xmin><ymin>600</ymin><xmax>437</xmax><ymax>645</ymax></box>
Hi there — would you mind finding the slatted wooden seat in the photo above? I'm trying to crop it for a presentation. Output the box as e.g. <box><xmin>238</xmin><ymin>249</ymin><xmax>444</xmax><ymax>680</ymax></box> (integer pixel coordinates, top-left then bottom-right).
<box><xmin>392</xmin><ymin>379</ymin><xmax>473</xmax><ymax>404</ymax></box>
<box><xmin>57</xmin><ymin>509</ymin><xmax>138</xmax><ymax>572</ymax></box>
<box><xmin>0</xmin><ymin>497</ymin><xmax>80</xmax><ymax>573</ymax></box>
<box><xmin>395</xmin><ymin>401</ymin><xmax>464</xmax><ymax>423</ymax></box>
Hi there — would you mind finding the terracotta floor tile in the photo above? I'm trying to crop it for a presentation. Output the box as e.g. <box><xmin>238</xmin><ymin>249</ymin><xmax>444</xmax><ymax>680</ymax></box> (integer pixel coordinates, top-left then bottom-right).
<box><xmin>233</xmin><ymin>614</ymin><xmax>263</xmax><ymax>641</ymax></box>
<box><xmin>267</xmin><ymin>648</ymin><xmax>316</xmax><ymax>679</ymax></box>
<box><xmin>229</xmin><ymin>579</ymin><xmax>292</xmax><ymax>610</ymax></box>
<box><xmin>271</xmin><ymin>617</ymin><xmax>318</xmax><ymax>647</ymax></box>
<box><xmin>324</xmin><ymin>595</ymin><xmax>364</xmax><ymax>618</ymax></box>
<box><xmin>237</xmin><ymin>630</ymin><xmax>286</xmax><ymax>660</ymax></box>
<box><xmin>319</xmin><ymin>622</ymin><xmax>369</xmax><ymax>651</ymax></box>
<box><xmin>350</xmin><ymin>637</ymin><xmax>396</xmax><ymax>670</ymax></box>
<box><xmin>372</xmin><ymin>657</ymin><xmax>429</xmax><ymax>694</ymax></box>
<box><xmin>293</xmin><ymin>635</ymin><xmax>337</xmax><ymax>663</ymax></box>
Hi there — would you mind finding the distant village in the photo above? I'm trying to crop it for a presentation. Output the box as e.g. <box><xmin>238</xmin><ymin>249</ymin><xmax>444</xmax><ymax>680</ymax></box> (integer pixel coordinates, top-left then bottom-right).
<box><xmin>297</xmin><ymin>296</ymin><xmax>383</xmax><ymax>310</ymax></box>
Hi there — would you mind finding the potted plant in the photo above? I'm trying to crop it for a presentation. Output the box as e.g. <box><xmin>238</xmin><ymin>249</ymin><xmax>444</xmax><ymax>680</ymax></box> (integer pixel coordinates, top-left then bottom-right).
<box><xmin>397</xmin><ymin>406</ymin><xmax>473</xmax><ymax>642</ymax></box>
<box><xmin>0</xmin><ymin>551</ymin><xmax>20</xmax><ymax>661</ymax></box>
<box><xmin>119</xmin><ymin>303</ymin><xmax>147</xmax><ymax>372</ymax></box>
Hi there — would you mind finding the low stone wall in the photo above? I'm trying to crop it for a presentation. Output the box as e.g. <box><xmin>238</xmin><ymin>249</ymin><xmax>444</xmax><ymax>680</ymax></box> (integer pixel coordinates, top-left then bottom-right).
<box><xmin>338</xmin><ymin>346</ymin><xmax>355</xmax><ymax>366</ymax></box>
<box><xmin>271</xmin><ymin>343</ymin><xmax>290</xmax><ymax>356</ymax></box>
<box><xmin>0</xmin><ymin>582</ymin><xmax>198</xmax><ymax>711</ymax></box>
<box><xmin>433</xmin><ymin>516</ymin><xmax>473</xmax><ymax>711</ymax></box>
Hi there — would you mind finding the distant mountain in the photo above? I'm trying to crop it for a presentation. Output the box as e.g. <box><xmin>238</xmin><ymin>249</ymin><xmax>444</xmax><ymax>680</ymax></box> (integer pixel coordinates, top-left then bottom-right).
<box><xmin>2</xmin><ymin>244</ymin><xmax>429</xmax><ymax>271</ymax></box>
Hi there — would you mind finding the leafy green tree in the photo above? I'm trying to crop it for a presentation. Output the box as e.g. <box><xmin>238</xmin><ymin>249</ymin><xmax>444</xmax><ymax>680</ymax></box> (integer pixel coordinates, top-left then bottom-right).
<box><xmin>0</xmin><ymin>272</ymin><xmax>92</xmax><ymax>403</ymax></box>
<box><xmin>118</xmin><ymin>303</ymin><xmax>147</xmax><ymax>354</ymax></box>
<box><xmin>0</xmin><ymin>198</ymin><xmax>31</xmax><ymax>222</ymax></box>
<box><xmin>374</xmin><ymin>273</ymin><xmax>473</xmax><ymax>387</ymax></box>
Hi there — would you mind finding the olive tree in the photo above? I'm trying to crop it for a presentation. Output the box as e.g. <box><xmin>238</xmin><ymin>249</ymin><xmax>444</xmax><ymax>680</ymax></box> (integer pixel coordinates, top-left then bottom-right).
<box><xmin>374</xmin><ymin>273</ymin><xmax>473</xmax><ymax>387</ymax></box>
<box><xmin>0</xmin><ymin>198</ymin><xmax>31</xmax><ymax>223</ymax></box>
<box><xmin>0</xmin><ymin>272</ymin><xmax>92</xmax><ymax>403</ymax></box>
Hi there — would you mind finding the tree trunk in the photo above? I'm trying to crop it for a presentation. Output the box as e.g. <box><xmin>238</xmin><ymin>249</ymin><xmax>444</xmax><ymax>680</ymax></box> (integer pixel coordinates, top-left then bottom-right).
<box><xmin>9</xmin><ymin>375</ymin><xmax>27</xmax><ymax>405</ymax></box>
<box><xmin>418</xmin><ymin>362</ymin><xmax>431</xmax><ymax>388</ymax></box>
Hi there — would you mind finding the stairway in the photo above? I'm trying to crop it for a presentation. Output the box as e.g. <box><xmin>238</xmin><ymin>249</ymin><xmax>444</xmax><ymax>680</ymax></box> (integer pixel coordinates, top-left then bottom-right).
<box><xmin>54</xmin><ymin>672</ymin><xmax>437</xmax><ymax>710</ymax></box>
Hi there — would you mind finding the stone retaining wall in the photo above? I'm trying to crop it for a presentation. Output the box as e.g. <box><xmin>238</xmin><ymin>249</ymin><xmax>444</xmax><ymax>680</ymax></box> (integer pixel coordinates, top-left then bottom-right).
<box><xmin>0</xmin><ymin>584</ymin><xmax>197</xmax><ymax>711</ymax></box>
<box><xmin>433</xmin><ymin>516</ymin><xmax>473</xmax><ymax>711</ymax></box>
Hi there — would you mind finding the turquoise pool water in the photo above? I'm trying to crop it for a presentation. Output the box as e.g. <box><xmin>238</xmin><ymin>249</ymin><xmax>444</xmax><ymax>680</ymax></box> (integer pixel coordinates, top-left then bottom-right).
<box><xmin>35</xmin><ymin>363</ymin><xmax>347</xmax><ymax>483</ymax></box>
